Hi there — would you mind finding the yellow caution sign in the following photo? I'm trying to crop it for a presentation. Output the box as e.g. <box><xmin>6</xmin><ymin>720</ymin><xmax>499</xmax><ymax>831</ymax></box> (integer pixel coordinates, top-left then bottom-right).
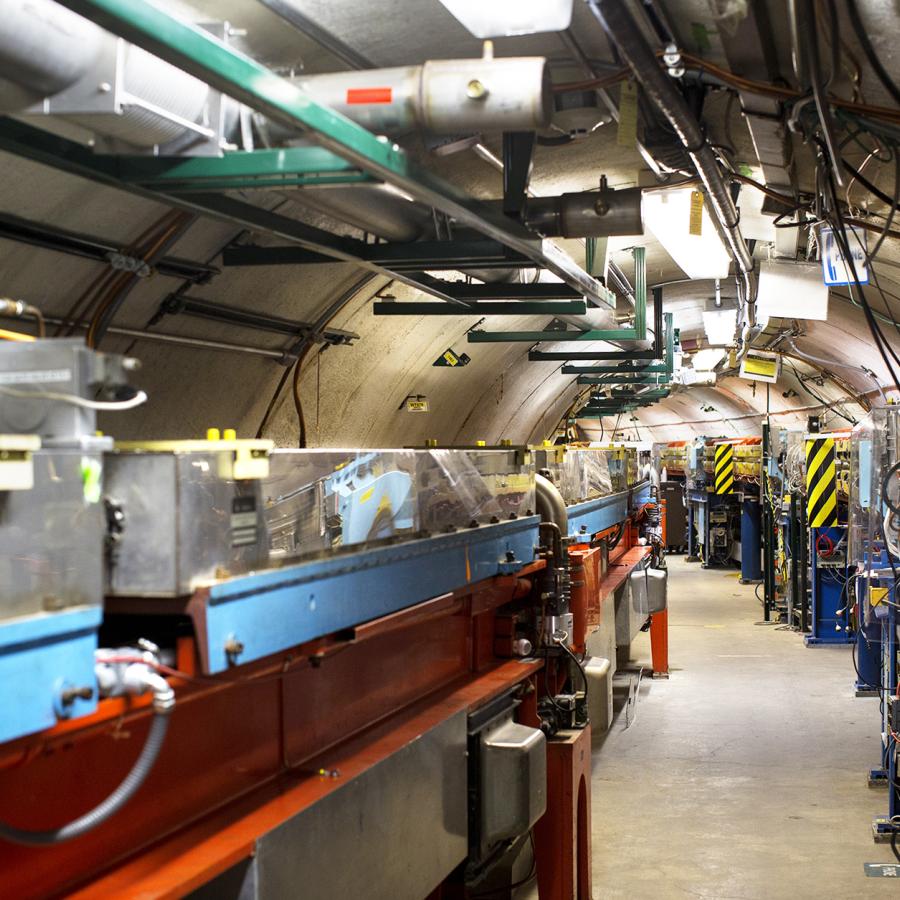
<box><xmin>806</xmin><ymin>437</ymin><xmax>838</xmax><ymax>527</ymax></box>
<box><xmin>714</xmin><ymin>442</ymin><xmax>734</xmax><ymax>495</ymax></box>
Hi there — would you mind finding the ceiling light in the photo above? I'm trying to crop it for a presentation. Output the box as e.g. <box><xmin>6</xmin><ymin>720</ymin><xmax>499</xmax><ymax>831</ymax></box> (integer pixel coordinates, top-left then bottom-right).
<box><xmin>642</xmin><ymin>187</ymin><xmax>732</xmax><ymax>279</ymax></box>
<box><xmin>690</xmin><ymin>348</ymin><xmax>726</xmax><ymax>371</ymax></box>
<box><xmin>702</xmin><ymin>309</ymin><xmax>736</xmax><ymax>345</ymax></box>
<box><xmin>437</xmin><ymin>0</ymin><xmax>573</xmax><ymax>37</ymax></box>
<box><xmin>757</xmin><ymin>260</ymin><xmax>829</xmax><ymax>321</ymax></box>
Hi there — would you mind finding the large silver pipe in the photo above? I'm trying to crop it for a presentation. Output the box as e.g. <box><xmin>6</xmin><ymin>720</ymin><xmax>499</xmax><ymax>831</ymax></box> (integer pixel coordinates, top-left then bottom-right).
<box><xmin>0</xmin><ymin>0</ymin><xmax>102</xmax><ymax>110</ymax></box>
<box><xmin>535</xmin><ymin>472</ymin><xmax>568</xmax><ymax>535</ymax></box>
<box><xmin>586</xmin><ymin>0</ymin><xmax>757</xmax><ymax>335</ymax></box>
<box><xmin>522</xmin><ymin>187</ymin><xmax>643</xmax><ymax>239</ymax></box>
<box><xmin>259</xmin><ymin>56</ymin><xmax>552</xmax><ymax>138</ymax></box>
<box><xmin>287</xmin><ymin>184</ymin><xmax>435</xmax><ymax>243</ymax></box>
<box><xmin>0</xmin><ymin>0</ymin><xmax>213</xmax><ymax>150</ymax></box>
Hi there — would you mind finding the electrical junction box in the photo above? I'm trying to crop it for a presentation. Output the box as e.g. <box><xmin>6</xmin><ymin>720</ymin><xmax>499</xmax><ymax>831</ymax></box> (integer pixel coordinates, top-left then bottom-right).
<box><xmin>468</xmin><ymin>698</ymin><xmax>546</xmax><ymax>863</ymax></box>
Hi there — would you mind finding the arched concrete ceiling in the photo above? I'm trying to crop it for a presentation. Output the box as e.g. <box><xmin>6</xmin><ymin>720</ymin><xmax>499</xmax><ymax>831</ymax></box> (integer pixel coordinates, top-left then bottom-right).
<box><xmin>0</xmin><ymin>0</ymin><xmax>898</xmax><ymax>449</ymax></box>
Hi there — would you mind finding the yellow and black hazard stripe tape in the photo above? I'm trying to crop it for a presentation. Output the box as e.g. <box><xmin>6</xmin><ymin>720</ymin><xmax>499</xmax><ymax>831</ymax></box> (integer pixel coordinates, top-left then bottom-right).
<box><xmin>806</xmin><ymin>437</ymin><xmax>838</xmax><ymax>527</ymax></box>
<box><xmin>714</xmin><ymin>442</ymin><xmax>734</xmax><ymax>495</ymax></box>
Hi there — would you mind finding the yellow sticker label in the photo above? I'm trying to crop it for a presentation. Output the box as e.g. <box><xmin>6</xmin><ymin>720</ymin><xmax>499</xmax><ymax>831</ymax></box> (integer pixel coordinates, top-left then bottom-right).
<box><xmin>443</xmin><ymin>350</ymin><xmax>458</xmax><ymax>366</ymax></box>
<box><xmin>870</xmin><ymin>586</ymin><xmax>889</xmax><ymax>607</ymax></box>
<box><xmin>617</xmin><ymin>81</ymin><xmax>638</xmax><ymax>148</ymax></box>
<box><xmin>689</xmin><ymin>190</ymin><xmax>704</xmax><ymax>236</ymax></box>
<box><xmin>406</xmin><ymin>399</ymin><xmax>429</xmax><ymax>412</ymax></box>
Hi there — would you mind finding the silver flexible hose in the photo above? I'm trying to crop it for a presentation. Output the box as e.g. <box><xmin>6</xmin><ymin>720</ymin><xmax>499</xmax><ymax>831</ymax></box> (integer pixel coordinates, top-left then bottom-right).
<box><xmin>0</xmin><ymin>678</ymin><xmax>173</xmax><ymax>846</ymax></box>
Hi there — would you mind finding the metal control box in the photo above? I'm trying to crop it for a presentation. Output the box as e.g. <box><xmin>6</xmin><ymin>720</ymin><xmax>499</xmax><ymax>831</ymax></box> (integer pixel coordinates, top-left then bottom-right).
<box><xmin>0</xmin><ymin>338</ymin><xmax>133</xmax><ymax>443</ymax></box>
<box><xmin>468</xmin><ymin>696</ymin><xmax>546</xmax><ymax>864</ymax></box>
<box><xmin>104</xmin><ymin>445</ymin><xmax>270</xmax><ymax>597</ymax></box>
<box><xmin>480</xmin><ymin>712</ymin><xmax>546</xmax><ymax>847</ymax></box>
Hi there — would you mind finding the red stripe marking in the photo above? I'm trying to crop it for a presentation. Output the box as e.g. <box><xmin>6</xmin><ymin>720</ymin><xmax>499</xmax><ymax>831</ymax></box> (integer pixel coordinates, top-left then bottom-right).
<box><xmin>346</xmin><ymin>87</ymin><xmax>393</xmax><ymax>105</ymax></box>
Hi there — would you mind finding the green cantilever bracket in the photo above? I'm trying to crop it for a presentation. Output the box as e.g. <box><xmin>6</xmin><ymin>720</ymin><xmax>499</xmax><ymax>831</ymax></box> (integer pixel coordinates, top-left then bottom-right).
<box><xmin>569</xmin><ymin>311</ymin><xmax>674</xmax><ymax>383</ymax></box>
<box><xmin>468</xmin><ymin>247</ymin><xmax>647</xmax><ymax>344</ymax></box>
<box><xmin>374</xmin><ymin>301</ymin><xmax>589</xmax><ymax>316</ymax></box>
<box><xmin>577</xmin><ymin>374</ymin><xmax>668</xmax><ymax>385</ymax></box>
<box><xmin>115</xmin><ymin>146</ymin><xmax>375</xmax><ymax>191</ymax></box>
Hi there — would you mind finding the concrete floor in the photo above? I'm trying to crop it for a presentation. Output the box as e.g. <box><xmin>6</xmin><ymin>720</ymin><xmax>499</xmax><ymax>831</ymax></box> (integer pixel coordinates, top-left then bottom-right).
<box><xmin>590</xmin><ymin>556</ymin><xmax>898</xmax><ymax>899</ymax></box>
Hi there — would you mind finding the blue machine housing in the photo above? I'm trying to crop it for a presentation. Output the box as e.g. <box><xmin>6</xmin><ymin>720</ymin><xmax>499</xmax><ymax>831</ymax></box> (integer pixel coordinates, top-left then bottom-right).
<box><xmin>0</xmin><ymin>607</ymin><xmax>100</xmax><ymax>744</ymax></box>
<box><xmin>805</xmin><ymin>525</ymin><xmax>853</xmax><ymax>645</ymax></box>
<box><xmin>566</xmin><ymin>484</ymin><xmax>648</xmax><ymax>539</ymax></box>
<box><xmin>192</xmin><ymin>515</ymin><xmax>540</xmax><ymax>673</ymax></box>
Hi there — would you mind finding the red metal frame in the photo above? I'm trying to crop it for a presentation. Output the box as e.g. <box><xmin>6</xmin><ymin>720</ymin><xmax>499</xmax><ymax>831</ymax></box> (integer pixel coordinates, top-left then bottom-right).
<box><xmin>533</xmin><ymin>726</ymin><xmax>592</xmax><ymax>900</ymax></box>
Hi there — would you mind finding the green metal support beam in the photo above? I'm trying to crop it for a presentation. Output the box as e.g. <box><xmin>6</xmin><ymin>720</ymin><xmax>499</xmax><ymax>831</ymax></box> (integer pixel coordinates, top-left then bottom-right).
<box><xmin>529</xmin><ymin>348</ymin><xmax>659</xmax><ymax>361</ymax></box>
<box><xmin>373</xmin><ymin>300</ymin><xmax>588</xmax><ymax>316</ymax></box>
<box><xmin>530</xmin><ymin>311</ymin><xmax>673</xmax><ymax>363</ymax></box>
<box><xmin>53</xmin><ymin>0</ymin><xmax>609</xmax><ymax>307</ymax></box>
<box><xmin>116</xmin><ymin>146</ymin><xmax>375</xmax><ymax>191</ymax></box>
<box><xmin>407</xmin><ymin>277</ymin><xmax>583</xmax><ymax>300</ymax></box>
<box><xmin>465</xmin><ymin>247</ymin><xmax>646</xmax><ymax>344</ymax></box>
<box><xmin>564</xmin><ymin>363</ymin><xmax>668</xmax><ymax>374</ymax></box>
<box><xmin>577</xmin><ymin>375</ymin><xmax>668</xmax><ymax>385</ymax></box>
<box><xmin>223</xmin><ymin>240</ymin><xmax>533</xmax><ymax>271</ymax></box>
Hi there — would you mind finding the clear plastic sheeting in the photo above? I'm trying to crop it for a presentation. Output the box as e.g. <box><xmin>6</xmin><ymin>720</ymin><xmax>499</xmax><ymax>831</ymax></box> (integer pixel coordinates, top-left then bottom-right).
<box><xmin>0</xmin><ymin>449</ymin><xmax>104</xmax><ymax>622</ymax></box>
<box><xmin>264</xmin><ymin>448</ymin><xmax>535</xmax><ymax>561</ymax></box>
<box><xmin>532</xmin><ymin>446</ymin><xmax>613</xmax><ymax>504</ymax></box>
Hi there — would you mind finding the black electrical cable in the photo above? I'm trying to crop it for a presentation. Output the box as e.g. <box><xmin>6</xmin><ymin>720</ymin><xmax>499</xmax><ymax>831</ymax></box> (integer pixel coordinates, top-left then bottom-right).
<box><xmin>555</xmin><ymin>634</ymin><xmax>590</xmax><ymax>707</ymax></box>
<box><xmin>846</xmin><ymin>0</ymin><xmax>900</xmax><ymax>107</ymax></box>
<box><xmin>882</xmin><ymin>460</ymin><xmax>900</xmax><ymax>516</ymax></box>
<box><xmin>0</xmin><ymin>711</ymin><xmax>171</xmax><ymax>845</ymax></box>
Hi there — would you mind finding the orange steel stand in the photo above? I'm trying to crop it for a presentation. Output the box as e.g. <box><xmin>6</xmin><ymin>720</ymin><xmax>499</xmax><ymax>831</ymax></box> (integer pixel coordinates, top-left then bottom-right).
<box><xmin>650</xmin><ymin>608</ymin><xmax>669</xmax><ymax>677</ymax></box>
<box><xmin>533</xmin><ymin>726</ymin><xmax>592</xmax><ymax>900</ymax></box>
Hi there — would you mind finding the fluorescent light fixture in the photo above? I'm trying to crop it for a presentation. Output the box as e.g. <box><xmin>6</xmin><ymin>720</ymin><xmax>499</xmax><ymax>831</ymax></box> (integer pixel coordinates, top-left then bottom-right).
<box><xmin>702</xmin><ymin>309</ymin><xmax>736</xmax><ymax>345</ymax></box>
<box><xmin>437</xmin><ymin>0</ymin><xmax>573</xmax><ymax>37</ymax></box>
<box><xmin>757</xmin><ymin>259</ymin><xmax>829</xmax><ymax>321</ymax></box>
<box><xmin>642</xmin><ymin>188</ymin><xmax>732</xmax><ymax>279</ymax></box>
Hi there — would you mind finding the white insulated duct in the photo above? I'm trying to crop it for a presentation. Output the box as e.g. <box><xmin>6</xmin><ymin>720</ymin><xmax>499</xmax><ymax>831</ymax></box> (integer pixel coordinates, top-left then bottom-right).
<box><xmin>1</xmin><ymin>0</ymin><xmax>212</xmax><ymax>150</ymax></box>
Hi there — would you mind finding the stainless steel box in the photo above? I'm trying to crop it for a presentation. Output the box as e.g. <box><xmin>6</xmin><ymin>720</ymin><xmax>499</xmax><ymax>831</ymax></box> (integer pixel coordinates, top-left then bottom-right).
<box><xmin>478</xmin><ymin>708</ymin><xmax>546</xmax><ymax>850</ymax></box>
<box><xmin>104</xmin><ymin>446</ymin><xmax>270</xmax><ymax>597</ymax></box>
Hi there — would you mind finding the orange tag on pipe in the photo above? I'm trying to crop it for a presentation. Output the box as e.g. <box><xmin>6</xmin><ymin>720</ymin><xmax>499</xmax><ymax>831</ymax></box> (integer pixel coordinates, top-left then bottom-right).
<box><xmin>346</xmin><ymin>87</ymin><xmax>393</xmax><ymax>104</ymax></box>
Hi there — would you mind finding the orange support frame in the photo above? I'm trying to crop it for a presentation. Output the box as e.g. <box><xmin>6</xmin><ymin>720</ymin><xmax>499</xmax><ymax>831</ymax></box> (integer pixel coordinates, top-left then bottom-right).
<box><xmin>533</xmin><ymin>726</ymin><xmax>592</xmax><ymax>900</ymax></box>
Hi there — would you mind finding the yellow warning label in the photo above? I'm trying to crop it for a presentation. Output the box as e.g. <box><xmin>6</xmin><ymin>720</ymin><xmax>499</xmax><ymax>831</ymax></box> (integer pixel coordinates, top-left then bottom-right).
<box><xmin>617</xmin><ymin>81</ymin><xmax>638</xmax><ymax>148</ymax></box>
<box><xmin>443</xmin><ymin>349</ymin><xmax>459</xmax><ymax>366</ymax></box>
<box><xmin>805</xmin><ymin>437</ymin><xmax>838</xmax><ymax>527</ymax></box>
<box><xmin>870</xmin><ymin>586</ymin><xmax>889</xmax><ymax>607</ymax></box>
<box><xmin>689</xmin><ymin>190</ymin><xmax>704</xmax><ymax>236</ymax></box>
<box><xmin>714</xmin><ymin>442</ymin><xmax>734</xmax><ymax>495</ymax></box>
<box><xmin>406</xmin><ymin>399</ymin><xmax>429</xmax><ymax>412</ymax></box>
